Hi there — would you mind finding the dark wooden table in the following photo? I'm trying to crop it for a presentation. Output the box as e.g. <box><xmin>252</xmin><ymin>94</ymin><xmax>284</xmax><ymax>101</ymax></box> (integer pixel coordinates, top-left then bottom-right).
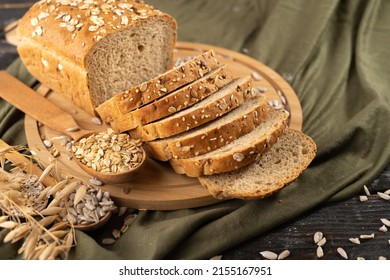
<box><xmin>1</xmin><ymin>0</ymin><xmax>389</xmax><ymax>260</ymax></box>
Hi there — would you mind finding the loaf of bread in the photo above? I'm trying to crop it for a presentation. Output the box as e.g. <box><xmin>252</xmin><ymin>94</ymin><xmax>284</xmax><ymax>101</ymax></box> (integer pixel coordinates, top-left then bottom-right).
<box><xmin>145</xmin><ymin>95</ymin><xmax>269</xmax><ymax>161</ymax></box>
<box><xmin>169</xmin><ymin>109</ymin><xmax>289</xmax><ymax>177</ymax></box>
<box><xmin>107</xmin><ymin>64</ymin><xmax>234</xmax><ymax>132</ymax></box>
<box><xmin>198</xmin><ymin>128</ymin><xmax>317</xmax><ymax>199</ymax></box>
<box><xmin>17</xmin><ymin>0</ymin><xmax>177</xmax><ymax>115</ymax></box>
<box><xmin>128</xmin><ymin>76</ymin><xmax>255</xmax><ymax>141</ymax></box>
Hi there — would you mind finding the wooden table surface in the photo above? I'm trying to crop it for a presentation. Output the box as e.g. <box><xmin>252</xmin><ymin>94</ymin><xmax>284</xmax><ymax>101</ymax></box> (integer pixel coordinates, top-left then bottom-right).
<box><xmin>1</xmin><ymin>0</ymin><xmax>389</xmax><ymax>260</ymax></box>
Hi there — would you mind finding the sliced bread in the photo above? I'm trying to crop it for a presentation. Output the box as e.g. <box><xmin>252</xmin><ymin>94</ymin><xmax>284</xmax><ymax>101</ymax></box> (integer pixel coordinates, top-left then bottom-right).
<box><xmin>108</xmin><ymin>64</ymin><xmax>234</xmax><ymax>132</ymax></box>
<box><xmin>96</xmin><ymin>49</ymin><xmax>220</xmax><ymax>120</ymax></box>
<box><xmin>145</xmin><ymin>95</ymin><xmax>269</xmax><ymax>161</ymax></box>
<box><xmin>169</xmin><ymin>109</ymin><xmax>289</xmax><ymax>177</ymax></box>
<box><xmin>128</xmin><ymin>76</ymin><xmax>255</xmax><ymax>141</ymax></box>
<box><xmin>198</xmin><ymin>128</ymin><xmax>317</xmax><ymax>200</ymax></box>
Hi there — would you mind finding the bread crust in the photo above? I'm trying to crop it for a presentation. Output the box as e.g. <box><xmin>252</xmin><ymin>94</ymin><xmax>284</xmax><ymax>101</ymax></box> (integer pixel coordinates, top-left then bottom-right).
<box><xmin>145</xmin><ymin>96</ymin><xmax>269</xmax><ymax>161</ymax></box>
<box><xmin>106</xmin><ymin>64</ymin><xmax>234</xmax><ymax>132</ymax></box>
<box><xmin>128</xmin><ymin>76</ymin><xmax>254</xmax><ymax>141</ymax></box>
<box><xmin>17</xmin><ymin>0</ymin><xmax>177</xmax><ymax>115</ymax></box>
<box><xmin>169</xmin><ymin>110</ymin><xmax>289</xmax><ymax>177</ymax></box>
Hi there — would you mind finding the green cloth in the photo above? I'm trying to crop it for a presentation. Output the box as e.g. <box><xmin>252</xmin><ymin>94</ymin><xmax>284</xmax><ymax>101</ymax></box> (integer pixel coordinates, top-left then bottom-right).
<box><xmin>1</xmin><ymin>0</ymin><xmax>390</xmax><ymax>259</ymax></box>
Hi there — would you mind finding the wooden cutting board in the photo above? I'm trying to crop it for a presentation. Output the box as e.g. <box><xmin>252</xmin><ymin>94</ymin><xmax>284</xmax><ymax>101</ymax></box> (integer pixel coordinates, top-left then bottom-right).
<box><xmin>24</xmin><ymin>42</ymin><xmax>302</xmax><ymax>210</ymax></box>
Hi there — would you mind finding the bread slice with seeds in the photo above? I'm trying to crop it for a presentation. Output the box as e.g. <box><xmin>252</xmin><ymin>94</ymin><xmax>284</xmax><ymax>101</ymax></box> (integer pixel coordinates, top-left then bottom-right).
<box><xmin>169</xmin><ymin>109</ymin><xmax>289</xmax><ymax>177</ymax></box>
<box><xmin>128</xmin><ymin>76</ymin><xmax>255</xmax><ymax>141</ymax></box>
<box><xmin>108</xmin><ymin>64</ymin><xmax>234</xmax><ymax>132</ymax></box>
<box><xmin>17</xmin><ymin>0</ymin><xmax>177</xmax><ymax>115</ymax></box>
<box><xmin>145</xmin><ymin>95</ymin><xmax>269</xmax><ymax>161</ymax></box>
<box><xmin>198</xmin><ymin>128</ymin><xmax>317</xmax><ymax>199</ymax></box>
<box><xmin>96</xmin><ymin>49</ymin><xmax>220</xmax><ymax>121</ymax></box>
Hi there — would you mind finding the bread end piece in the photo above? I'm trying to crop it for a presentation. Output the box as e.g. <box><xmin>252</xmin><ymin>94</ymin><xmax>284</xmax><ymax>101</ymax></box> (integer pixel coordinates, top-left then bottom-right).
<box><xmin>198</xmin><ymin>128</ymin><xmax>317</xmax><ymax>200</ymax></box>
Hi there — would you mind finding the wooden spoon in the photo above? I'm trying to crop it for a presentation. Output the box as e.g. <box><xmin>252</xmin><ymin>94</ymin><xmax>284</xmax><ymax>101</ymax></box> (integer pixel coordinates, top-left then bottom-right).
<box><xmin>0</xmin><ymin>71</ymin><xmax>146</xmax><ymax>184</ymax></box>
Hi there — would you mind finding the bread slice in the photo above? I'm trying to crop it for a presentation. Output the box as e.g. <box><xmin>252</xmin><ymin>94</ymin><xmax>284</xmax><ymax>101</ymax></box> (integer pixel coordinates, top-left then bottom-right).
<box><xmin>17</xmin><ymin>0</ymin><xmax>177</xmax><ymax>115</ymax></box>
<box><xmin>96</xmin><ymin>49</ymin><xmax>220</xmax><ymax>120</ymax></box>
<box><xmin>169</xmin><ymin>109</ymin><xmax>289</xmax><ymax>177</ymax></box>
<box><xmin>198</xmin><ymin>128</ymin><xmax>317</xmax><ymax>200</ymax></box>
<box><xmin>107</xmin><ymin>64</ymin><xmax>234</xmax><ymax>132</ymax></box>
<box><xmin>145</xmin><ymin>95</ymin><xmax>269</xmax><ymax>161</ymax></box>
<box><xmin>129</xmin><ymin>76</ymin><xmax>255</xmax><ymax>141</ymax></box>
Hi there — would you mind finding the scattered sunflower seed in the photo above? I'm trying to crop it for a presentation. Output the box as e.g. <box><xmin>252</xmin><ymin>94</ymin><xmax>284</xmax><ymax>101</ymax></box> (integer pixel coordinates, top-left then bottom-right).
<box><xmin>357</xmin><ymin>257</ymin><xmax>365</xmax><ymax>260</ymax></box>
<box><xmin>210</xmin><ymin>255</ymin><xmax>223</xmax><ymax>260</ymax></box>
<box><xmin>316</xmin><ymin>246</ymin><xmax>324</xmax><ymax>258</ymax></box>
<box><xmin>379</xmin><ymin>225</ymin><xmax>388</xmax><ymax>232</ymax></box>
<box><xmin>259</xmin><ymin>250</ymin><xmax>278</xmax><ymax>260</ymax></box>
<box><xmin>380</xmin><ymin>218</ymin><xmax>390</xmax><ymax>227</ymax></box>
<box><xmin>314</xmin><ymin>231</ymin><xmax>323</xmax><ymax>244</ymax></box>
<box><xmin>277</xmin><ymin>250</ymin><xmax>290</xmax><ymax>260</ymax></box>
<box><xmin>337</xmin><ymin>247</ymin><xmax>348</xmax><ymax>259</ymax></box>
<box><xmin>363</xmin><ymin>185</ymin><xmax>370</xmax><ymax>196</ymax></box>
<box><xmin>359</xmin><ymin>195</ymin><xmax>368</xmax><ymax>202</ymax></box>
<box><xmin>349</xmin><ymin>238</ymin><xmax>361</xmax><ymax>245</ymax></box>
<box><xmin>377</xmin><ymin>192</ymin><xmax>390</xmax><ymax>201</ymax></box>
<box><xmin>360</xmin><ymin>233</ymin><xmax>375</xmax><ymax>239</ymax></box>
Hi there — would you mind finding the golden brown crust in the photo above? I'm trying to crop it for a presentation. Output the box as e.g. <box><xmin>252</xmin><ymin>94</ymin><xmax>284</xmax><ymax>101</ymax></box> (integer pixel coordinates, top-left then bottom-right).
<box><xmin>128</xmin><ymin>76</ymin><xmax>254</xmax><ymax>141</ymax></box>
<box><xmin>145</xmin><ymin>96</ymin><xmax>269</xmax><ymax>161</ymax></box>
<box><xmin>106</xmin><ymin>64</ymin><xmax>234</xmax><ymax>132</ymax></box>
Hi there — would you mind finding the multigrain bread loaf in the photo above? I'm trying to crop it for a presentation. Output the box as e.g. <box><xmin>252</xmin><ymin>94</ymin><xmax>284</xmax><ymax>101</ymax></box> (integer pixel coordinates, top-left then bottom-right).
<box><xmin>145</xmin><ymin>95</ymin><xmax>269</xmax><ymax>161</ymax></box>
<box><xmin>17</xmin><ymin>0</ymin><xmax>177</xmax><ymax>115</ymax></box>
<box><xmin>169</xmin><ymin>109</ymin><xmax>289</xmax><ymax>177</ymax></box>
<box><xmin>96</xmin><ymin>49</ymin><xmax>220</xmax><ymax>121</ymax></box>
<box><xmin>107</xmin><ymin>64</ymin><xmax>234</xmax><ymax>132</ymax></box>
<box><xmin>128</xmin><ymin>76</ymin><xmax>255</xmax><ymax>141</ymax></box>
<box><xmin>198</xmin><ymin>128</ymin><xmax>317</xmax><ymax>199</ymax></box>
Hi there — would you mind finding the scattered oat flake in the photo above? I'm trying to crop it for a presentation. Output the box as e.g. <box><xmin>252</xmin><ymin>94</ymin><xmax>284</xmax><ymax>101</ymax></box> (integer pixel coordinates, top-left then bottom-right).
<box><xmin>357</xmin><ymin>257</ymin><xmax>365</xmax><ymax>260</ymax></box>
<box><xmin>210</xmin><ymin>255</ymin><xmax>223</xmax><ymax>260</ymax></box>
<box><xmin>337</xmin><ymin>247</ymin><xmax>348</xmax><ymax>259</ymax></box>
<box><xmin>378</xmin><ymin>256</ymin><xmax>387</xmax><ymax>260</ymax></box>
<box><xmin>260</xmin><ymin>250</ymin><xmax>278</xmax><ymax>260</ymax></box>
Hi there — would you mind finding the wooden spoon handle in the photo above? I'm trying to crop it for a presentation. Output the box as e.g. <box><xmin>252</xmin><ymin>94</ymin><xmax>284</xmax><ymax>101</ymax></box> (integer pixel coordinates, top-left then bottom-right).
<box><xmin>0</xmin><ymin>71</ymin><xmax>87</xmax><ymax>139</ymax></box>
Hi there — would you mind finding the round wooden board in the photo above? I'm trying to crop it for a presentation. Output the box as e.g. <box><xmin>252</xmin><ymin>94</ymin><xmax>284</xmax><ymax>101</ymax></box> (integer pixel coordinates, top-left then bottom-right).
<box><xmin>24</xmin><ymin>42</ymin><xmax>302</xmax><ymax>210</ymax></box>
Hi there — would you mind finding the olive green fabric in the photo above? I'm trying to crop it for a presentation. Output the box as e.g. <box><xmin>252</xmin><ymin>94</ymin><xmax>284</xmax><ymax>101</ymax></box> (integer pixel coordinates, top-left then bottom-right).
<box><xmin>1</xmin><ymin>0</ymin><xmax>390</xmax><ymax>259</ymax></box>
